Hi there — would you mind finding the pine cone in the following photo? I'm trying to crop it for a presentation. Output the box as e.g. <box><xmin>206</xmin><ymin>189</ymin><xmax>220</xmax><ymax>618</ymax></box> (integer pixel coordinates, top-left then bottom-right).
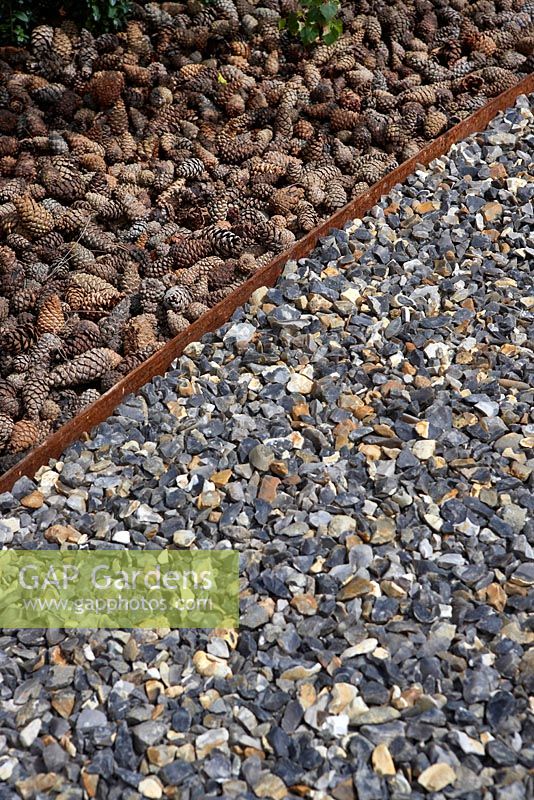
<box><xmin>401</xmin><ymin>86</ymin><xmax>437</xmax><ymax>107</ymax></box>
<box><xmin>77</xmin><ymin>388</ymin><xmax>102</xmax><ymax>410</ymax></box>
<box><xmin>107</xmin><ymin>99</ymin><xmax>129</xmax><ymax>135</ymax></box>
<box><xmin>293</xmin><ymin>119</ymin><xmax>315</xmax><ymax>139</ymax></box>
<box><xmin>184</xmin><ymin>302</ymin><xmax>209</xmax><ymax>322</ymax></box>
<box><xmin>51</xmin><ymin>348</ymin><xmax>123</xmax><ymax>388</ymax></box>
<box><xmin>22</xmin><ymin>371</ymin><xmax>51</xmax><ymax>419</ymax></box>
<box><xmin>167</xmin><ymin>310</ymin><xmax>189</xmax><ymax>336</ymax></box>
<box><xmin>9</xmin><ymin>419</ymin><xmax>41</xmax><ymax>452</ymax></box>
<box><xmin>10</xmin><ymin>286</ymin><xmax>39</xmax><ymax>314</ymax></box>
<box><xmin>40</xmin><ymin>162</ymin><xmax>85</xmax><ymax>202</ymax></box>
<box><xmin>0</xmin><ymin>297</ymin><xmax>9</xmax><ymax>324</ymax></box>
<box><xmin>0</xmin><ymin>413</ymin><xmax>14</xmax><ymax>447</ymax></box>
<box><xmin>121</xmin><ymin>260</ymin><xmax>141</xmax><ymax>294</ymax></box>
<box><xmin>205</xmin><ymin>227</ymin><xmax>243</xmax><ymax>257</ymax></box>
<box><xmin>175</xmin><ymin>158</ymin><xmax>204</xmax><ymax>179</ymax></box>
<box><xmin>423</xmin><ymin>110</ymin><xmax>448</xmax><ymax>139</ymax></box>
<box><xmin>37</xmin><ymin>294</ymin><xmax>64</xmax><ymax>334</ymax></box>
<box><xmin>57</xmin><ymin>320</ymin><xmax>102</xmax><ymax>359</ymax></box>
<box><xmin>0</xmin><ymin>381</ymin><xmax>19</xmax><ymax>417</ymax></box>
<box><xmin>208</xmin><ymin>261</ymin><xmax>237</xmax><ymax>291</ymax></box>
<box><xmin>169</xmin><ymin>238</ymin><xmax>212</xmax><ymax>270</ymax></box>
<box><xmin>163</xmin><ymin>286</ymin><xmax>193</xmax><ymax>313</ymax></box>
<box><xmin>271</xmin><ymin>186</ymin><xmax>305</xmax><ymax>215</ymax></box>
<box><xmin>352</xmin><ymin>124</ymin><xmax>372</xmax><ymax>151</ymax></box>
<box><xmin>123</xmin><ymin>314</ymin><xmax>158</xmax><ymax>355</ymax></box>
<box><xmin>13</xmin><ymin>194</ymin><xmax>54</xmax><ymax>239</ymax></box>
<box><xmin>478</xmin><ymin>67</ymin><xmax>518</xmax><ymax>97</ymax></box>
<box><xmin>66</xmin><ymin>273</ymin><xmax>122</xmax><ymax>312</ymax></box>
<box><xmin>0</xmin><ymin>323</ymin><xmax>37</xmax><ymax>354</ymax></box>
<box><xmin>384</xmin><ymin>119</ymin><xmax>408</xmax><ymax>151</ymax></box>
<box><xmin>140</xmin><ymin>278</ymin><xmax>166</xmax><ymax>313</ymax></box>
<box><xmin>323</xmin><ymin>180</ymin><xmax>347</xmax><ymax>211</ymax></box>
<box><xmin>89</xmin><ymin>71</ymin><xmax>125</xmax><ymax>109</ymax></box>
<box><xmin>40</xmin><ymin>398</ymin><xmax>61</xmax><ymax>421</ymax></box>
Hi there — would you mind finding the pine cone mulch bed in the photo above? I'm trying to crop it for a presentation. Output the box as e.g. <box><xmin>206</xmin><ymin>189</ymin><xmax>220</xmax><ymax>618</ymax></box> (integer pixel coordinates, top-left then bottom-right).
<box><xmin>0</xmin><ymin>0</ymin><xmax>533</xmax><ymax>470</ymax></box>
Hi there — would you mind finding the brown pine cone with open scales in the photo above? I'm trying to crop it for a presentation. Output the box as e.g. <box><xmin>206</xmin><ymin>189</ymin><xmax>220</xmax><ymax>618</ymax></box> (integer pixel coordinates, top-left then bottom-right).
<box><xmin>424</xmin><ymin>110</ymin><xmax>449</xmax><ymax>138</ymax></box>
<box><xmin>9</xmin><ymin>419</ymin><xmax>41</xmax><ymax>453</ymax></box>
<box><xmin>164</xmin><ymin>285</ymin><xmax>193</xmax><ymax>313</ymax></box>
<box><xmin>22</xmin><ymin>371</ymin><xmax>51</xmax><ymax>419</ymax></box>
<box><xmin>0</xmin><ymin>414</ymin><xmax>14</xmax><ymax>448</ymax></box>
<box><xmin>37</xmin><ymin>294</ymin><xmax>64</xmax><ymax>334</ymax></box>
<box><xmin>66</xmin><ymin>273</ymin><xmax>122</xmax><ymax>312</ymax></box>
<box><xmin>13</xmin><ymin>194</ymin><xmax>54</xmax><ymax>239</ymax></box>
<box><xmin>89</xmin><ymin>71</ymin><xmax>125</xmax><ymax>109</ymax></box>
<box><xmin>167</xmin><ymin>310</ymin><xmax>190</xmax><ymax>336</ymax></box>
<box><xmin>0</xmin><ymin>323</ymin><xmax>37</xmax><ymax>355</ymax></box>
<box><xmin>123</xmin><ymin>314</ymin><xmax>158</xmax><ymax>355</ymax></box>
<box><xmin>50</xmin><ymin>348</ymin><xmax>123</xmax><ymax>388</ymax></box>
<box><xmin>169</xmin><ymin>238</ymin><xmax>213</xmax><ymax>270</ymax></box>
<box><xmin>57</xmin><ymin>320</ymin><xmax>102</xmax><ymax>360</ymax></box>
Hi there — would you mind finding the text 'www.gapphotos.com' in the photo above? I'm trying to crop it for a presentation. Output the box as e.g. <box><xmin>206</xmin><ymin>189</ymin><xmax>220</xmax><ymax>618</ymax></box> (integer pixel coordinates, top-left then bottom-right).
<box><xmin>22</xmin><ymin>596</ymin><xmax>213</xmax><ymax>615</ymax></box>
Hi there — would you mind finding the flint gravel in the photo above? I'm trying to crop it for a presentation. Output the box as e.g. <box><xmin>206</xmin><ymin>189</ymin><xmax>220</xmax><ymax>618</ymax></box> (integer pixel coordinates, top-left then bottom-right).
<box><xmin>0</xmin><ymin>97</ymin><xmax>533</xmax><ymax>799</ymax></box>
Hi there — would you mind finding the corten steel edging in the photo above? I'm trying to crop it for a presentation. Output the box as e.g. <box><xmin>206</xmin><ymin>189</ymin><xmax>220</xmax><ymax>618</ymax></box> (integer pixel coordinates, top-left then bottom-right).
<box><xmin>0</xmin><ymin>73</ymin><xmax>532</xmax><ymax>494</ymax></box>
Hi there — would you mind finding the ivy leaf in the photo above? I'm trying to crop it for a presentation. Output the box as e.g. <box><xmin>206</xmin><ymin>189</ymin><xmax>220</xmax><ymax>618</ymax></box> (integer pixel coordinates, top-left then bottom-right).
<box><xmin>286</xmin><ymin>13</ymin><xmax>300</xmax><ymax>35</ymax></box>
<box><xmin>320</xmin><ymin>1</ymin><xmax>339</xmax><ymax>21</ymax></box>
<box><xmin>300</xmin><ymin>24</ymin><xmax>319</xmax><ymax>45</ymax></box>
<box><xmin>306</xmin><ymin>7</ymin><xmax>323</xmax><ymax>25</ymax></box>
<box><xmin>323</xmin><ymin>18</ymin><xmax>342</xmax><ymax>44</ymax></box>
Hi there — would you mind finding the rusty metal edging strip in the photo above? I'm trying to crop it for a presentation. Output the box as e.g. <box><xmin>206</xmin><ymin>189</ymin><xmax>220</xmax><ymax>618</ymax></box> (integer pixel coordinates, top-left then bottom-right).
<box><xmin>1</xmin><ymin>73</ymin><xmax>532</xmax><ymax>493</ymax></box>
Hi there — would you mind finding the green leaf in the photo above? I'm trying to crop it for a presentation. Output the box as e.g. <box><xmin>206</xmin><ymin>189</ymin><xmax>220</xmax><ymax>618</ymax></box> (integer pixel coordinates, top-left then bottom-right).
<box><xmin>306</xmin><ymin>7</ymin><xmax>323</xmax><ymax>24</ymax></box>
<box><xmin>332</xmin><ymin>17</ymin><xmax>343</xmax><ymax>34</ymax></box>
<box><xmin>320</xmin><ymin>1</ymin><xmax>339</xmax><ymax>21</ymax></box>
<box><xmin>300</xmin><ymin>24</ymin><xmax>319</xmax><ymax>45</ymax></box>
<box><xmin>322</xmin><ymin>17</ymin><xmax>342</xmax><ymax>43</ymax></box>
<box><xmin>278</xmin><ymin>18</ymin><xmax>286</xmax><ymax>30</ymax></box>
<box><xmin>217</xmin><ymin>72</ymin><xmax>228</xmax><ymax>84</ymax></box>
<box><xmin>14</xmin><ymin>24</ymin><xmax>27</xmax><ymax>43</ymax></box>
<box><xmin>286</xmin><ymin>13</ymin><xmax>300</xmax><ymax>35</ymax></box>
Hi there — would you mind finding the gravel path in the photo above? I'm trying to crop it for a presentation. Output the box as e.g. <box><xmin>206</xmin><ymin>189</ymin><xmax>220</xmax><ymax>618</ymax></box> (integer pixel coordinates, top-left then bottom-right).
<box><xmin>0</xmin><ymin>96</ymin><xmax>533</xmax><ymax>799</ymax></box>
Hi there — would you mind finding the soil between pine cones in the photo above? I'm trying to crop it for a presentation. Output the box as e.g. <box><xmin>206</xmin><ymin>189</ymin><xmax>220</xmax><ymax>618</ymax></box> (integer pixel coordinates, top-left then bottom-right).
<box><xmin>0</xmin><ymin>0</ymin><xmax>533</xmax><ymax>471</ymax></box>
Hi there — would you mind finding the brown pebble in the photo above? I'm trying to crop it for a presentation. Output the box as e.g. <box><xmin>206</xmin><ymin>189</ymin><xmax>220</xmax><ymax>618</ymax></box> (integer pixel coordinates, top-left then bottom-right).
<box><xmin>414</xmin><ymin>375</ymin><xmax>432</xmax><ymax>388</ymax></box>
<box><xmin>290</xmin><ymin>593</ymin><xmax>318</xmax><ymax>615</ymax></box>
<box><xmin>211</xmin><ymin>469</ymin><xmax>232</xmax><ymax>486</ymax></box>
<box><xmin>21</xmin><ymin>491</ymin><xmax>44</xmax><ymax>508</ymax></box>
<box><xmin>51</xmin><ymin>693</ymin><xmax>75</xmax><ymax>719</ymax></box>
<box><xmin>270</xmin><ymin>460</ymin><xmax>289</xmax><ymax>477</ymax></box>
<box><xmin>81</xmin><ymin>771</ymin><xmax>99</xmax><ymax>798</ymax></box>
<box><xmin>489</xmin><ymin>163</ymin><xmax>507</xmax><ymax>180</ymax></box>
<box><xmin>44</xmin><ymin>524</ymin><xmax>81</xmax><ymax>544</ymax></box>
<box><xmin>338</xmin><ymin>577</ymin><xmax>373</xmax><ymax>601</ymax></box>
<box><xmin>258</xmin><ymin>476</ymin><xmax>280</xmax><ymax>503</ymax></box>
<box><xmin>381</xmin><ymin>379</ymin><xmax>404</xmax><ymax>396</ymax></box>
<box><xmin>413</xmin><ymin>200</ymin><xmax>438</xmax><ymax>213</ymax></box>
<box><xmin>482</xmin><ymin>201</ymin><xmax>503</xmax><ymax>222</ymax></box>
<box><xmin>291</xmin><ymin>402</ymin><xmax>309</xmax><ymax>420</ymax></box>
